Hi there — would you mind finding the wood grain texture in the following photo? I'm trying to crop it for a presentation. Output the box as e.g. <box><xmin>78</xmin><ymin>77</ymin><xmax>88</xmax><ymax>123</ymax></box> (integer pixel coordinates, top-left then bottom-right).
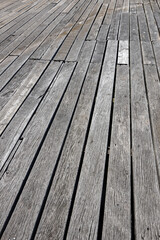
<box><xmin>66</xmin><ymin>40</ymin><xmax>118</xmax><ymax>240</ymax></box>
<box><xmin>130</xmin><ymin>40</ymin><xmax>160</xmax><ymax>239</ymax></box>
<box><xmin>0</xmin><ymin>41</ymin><xmax>95</xmax><ymax>240</ymax></box>
<box><xmin>35</xmin><ymin>62</ymin><xmax>102</xmax><ymax>240</ymax></box>
<box><xmin>0</xmin><ymin>61</ymin><xmax>62</xmax><ymax>171</ymax></box>
<box><xmin>0</xmin><ymin>61</ymin><xmax>76</xmax><ymax>232</ymax></box>
<box><xmin>0</xmin><ymin>60</ymin><xmax>48</xmax><ymax>135</ymax></box>
<box><xmin>118</xmin><ymin>40</ymin><xmax>128</xmax><ymax>65</ymax></box>
<box><xmin>102</xmin><ymin>66</ymin><xmax>131</xmax><ymax>240</ymax></box>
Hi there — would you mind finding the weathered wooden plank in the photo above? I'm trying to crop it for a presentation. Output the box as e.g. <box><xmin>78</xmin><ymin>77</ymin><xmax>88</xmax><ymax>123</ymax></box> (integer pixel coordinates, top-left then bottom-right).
<box><xmin>119</xmin><ymin>13</ymin><xmax>129</xmax><ymax>40</ymax></box>
<box><xmin>0</xmin><ymin>56</ymin><xmax>17</xmax><ymax>76</ymax></box>
<box><xmin>107</xmin><ymin>11</ymin><xmax>121</xmax><ymax>40</ymax></box>
<box><xmin>130</xmin><ymin>40</ymin><xmax>160</xmax><ymax>239</ymax></box>
<box><xmin>54</xmin><ymin>0</ymin><xmax>96</xmax><ymax>61</ymax></box>
<box><xmin>144</xmin><ymin>3</ymin><xmax>159</xmax><ymax>41</ymax></box>
<box><xmin>118</xmin><ymin>40</ymin><xmax>128</xmax><ymax>65</ymax></box>
<box><xmin>137</xmin><ymin>4</ymin><xmax>150</xmax><ymax>42</ymax></box>
<box><xmin>152</xmin><ymin>40</ymin><xmax>160</xmax><ymax>75</ymax></box>
<box><xmin>144</xmin><ymin>64</ymin><xmax>160</xmax><ymax>175</ymax></box>
<box><xmin>0</xmin><ymin>42</ymin><xmax>95</xmax><ymax>238</ymax></box>
<box><xmin>91</xmin><ymin>41</ymin><xmax>106</xmax><ymax>63</ymax></box>
<box><xmin>141</xmin><ymin>41</ymin><xmax>155</xmax><ymax>65</ymax></box>
<box><xmin>130</xmin><ymin>13</ymin><xmax>139</xmax><ymax>42</ymax></box>
<box><xmin>0</xmin><ymin>61</ymin><xmax>76</xmax><ymax>232</ymax></box>
<box><xmin>102</xmin><ymin>65</ymin><xmax>131</xmax><ymax>240</ymax></box>
<box><xmin>97</xmin><ymin>24</ymin><xmax>109</xmax><ymax>41</ymax></box>
<box><xmin>0</xmin><ymin>61</ymin><xmax>62</xmax><ymax>171</ymax></box>
<box><xmin>66</xmin><ymin>40</ymin><xmax>118</xmax><ymax>239</ymax></box>
<box><xmin>65</xmin><ymin>3</ymin><xmax>101</xmax><ymax>62</ymax></box>
<box><xmin>0</xmin><ymin>1</ymin><xmax>67</xmax><ymax>60</ymax></box>
<box><xmin>87</xmin><ymin>3</ymin><xmax>108</xmax><ymax>40</ymax></box>
<box><xmin>0</xmin><ymin>60</ymin><xmax>48</xmax><ymax>135</ymax></box>
<box><xmin>0</xmin><ymin>59</ymin><xmax>39</xmax><ymax>111</ymax></box>
<box><xmin>31</xmin><ymin>0</ymin><xmax>89</xmax><ymax>59</ymax></box>
<box><xmin>34</xmin><ymin>61</ymin><xmax>102</xmax><ymax>240</ymax></box>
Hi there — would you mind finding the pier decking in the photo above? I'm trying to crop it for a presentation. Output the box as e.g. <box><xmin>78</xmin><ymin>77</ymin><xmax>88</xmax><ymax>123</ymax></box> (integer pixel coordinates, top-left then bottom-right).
<box><xmin>0</xmin><ymin>0</ymin><xmax>160</xmax><ymax>239</ymax></box>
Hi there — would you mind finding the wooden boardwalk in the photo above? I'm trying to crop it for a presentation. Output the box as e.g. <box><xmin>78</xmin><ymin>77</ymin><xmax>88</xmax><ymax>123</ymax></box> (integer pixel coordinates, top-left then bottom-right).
<box><xmin>0</xmin><ymin>0</ymin><xmax>160</xmax><ymax>239</ymax></box>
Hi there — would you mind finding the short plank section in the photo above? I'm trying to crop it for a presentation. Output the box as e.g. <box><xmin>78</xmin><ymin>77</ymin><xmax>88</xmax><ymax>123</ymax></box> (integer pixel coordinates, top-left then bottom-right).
<box><xmin>118</xmin><ymin>40</ymin><xmax>128</xmax><ymax>65</ymax></box>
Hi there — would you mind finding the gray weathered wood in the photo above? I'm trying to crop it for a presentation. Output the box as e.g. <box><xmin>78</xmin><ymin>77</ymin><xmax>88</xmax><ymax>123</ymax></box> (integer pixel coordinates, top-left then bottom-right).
<box><xmin>130</xmin><ymin>40</ymin><xmax>160</xmax><ymax>239</ymax></box>
<box><xmin>102</xmin><ymin>65</ymin><xmax>131</xmax><ymax>240</ymax></box>
<box><xmin>0</xmin><ymin>60</ymin><xmax>48</xmax><ymax>135</ymax></box>
<box><xmin>0</xmin><ymin>61</ymin><xmax>62</xmax><ymax>171</ymax></box>
<box><xmin>0</xmin><ymin>61</ymin><xmax>76</xmax><ymax>231</ymax></box>
<box><xmin>0</xmin><ymin>42</ymin><xmax>95</xmax><ymax>238</ymax></box>
<box><xmin>141</xmin><ymin>41</ymin><xmax>155</xmax><ymax>65</ymax></box>
<box><xmin>34</xmin><ymin>61</ymin><xmax>102</xmax><ymax>240</ymax></box>
<box><xmin>118</xmin><ymin>40</ymin><xmax>128</xmax><ymax>65</ymax></box>
<box><xmin>66</xmin><ymin>40</ymin><xmax>118</xmax><ymax>240</ymax></box>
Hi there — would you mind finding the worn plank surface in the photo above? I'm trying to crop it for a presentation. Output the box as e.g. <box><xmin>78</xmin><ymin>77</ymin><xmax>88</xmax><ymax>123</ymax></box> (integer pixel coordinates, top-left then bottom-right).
<box><xmin>0</xmin><ymin>0</ymin><xmax>160</xmax><ymax>239</ymax></box>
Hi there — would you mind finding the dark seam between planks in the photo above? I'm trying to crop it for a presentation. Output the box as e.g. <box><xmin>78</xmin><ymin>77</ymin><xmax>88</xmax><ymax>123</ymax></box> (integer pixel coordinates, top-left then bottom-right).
<box><xmin>0</xmin><ymin>61</ymin><xmax>63</xmax><ymax>175</ymax></box>
<box><xmin>129</xmin><ymin>4</ymin><xmax>135</xmax><ymax>237</ymax></box>
<box><xmin>97</xmin><ymin>39</ymin><xmax>119</xmax><ymax>240</ymax></box>
<box><xmin>137</xmin><ymin>4</ymin><xmax>160</xmax><ymax>188</ymax></box>
<box><xmin>0</xmin><ymin>61</ymin><xmax>77</xmax><ymax>238</ymax></box>
<box><xmin>0</xmin><ymin>60</ymin><xmax>51</xmax><ymax>134</ymax></box>
<box><xmin>29</xmin><ymin>52</ymin><xmax>95</xmax><ymax>239</ymax></box>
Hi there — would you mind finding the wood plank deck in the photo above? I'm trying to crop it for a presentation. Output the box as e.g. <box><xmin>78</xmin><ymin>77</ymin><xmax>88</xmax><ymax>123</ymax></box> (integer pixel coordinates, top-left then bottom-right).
<box><xmin>0</xmin><ymin>0</ymin><xmax>160</xmax><ymax>239</ymax></box>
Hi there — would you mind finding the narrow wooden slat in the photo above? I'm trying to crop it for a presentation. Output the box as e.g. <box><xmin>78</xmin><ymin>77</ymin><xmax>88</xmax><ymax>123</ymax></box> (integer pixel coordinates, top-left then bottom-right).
<box><xmin>144</xmin><ymin>64</ymin><xmax>160</xmax><ymax>175</ymax></box>
<box><xmin>102</xmin><ymin>65</ymin><xmax>131</xmax><ymax>240</ymax></box>
<box><xmin>137</xmin><ymin>4</ymin><xmax>150</xmax><ymax>42</ymax></box>
<box><xmin>152</xmin><ymin>40</ymin><xmax>160</xmax><ymax>75</ymax></box>
<box><xmin>130</xmin><ymin>40</ymin><xmax>160</xmax><ymax>239</ymax></box>
<box><xmin>66</xmin><ymin>40</ymin><xmax>118</xmax><ymax>240</ymax></box>
<box><xmin>141</xmin><ymin>41</ymin><xmax>155</xmax><ymax>65</ymax></box>
<box><xmin>144</xmin><ymin>3</ymin><xmax>159</xmax><ymax>41</ymax></box>
<box><xmin>0</xmin><ymin>56</ymin><xmax>17</xmax><ymax>75</ymax></box>
<box><xmin>119</xmin><ymin>13</ymin><xmax>129</xmax><ymax>40</ymax></box>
